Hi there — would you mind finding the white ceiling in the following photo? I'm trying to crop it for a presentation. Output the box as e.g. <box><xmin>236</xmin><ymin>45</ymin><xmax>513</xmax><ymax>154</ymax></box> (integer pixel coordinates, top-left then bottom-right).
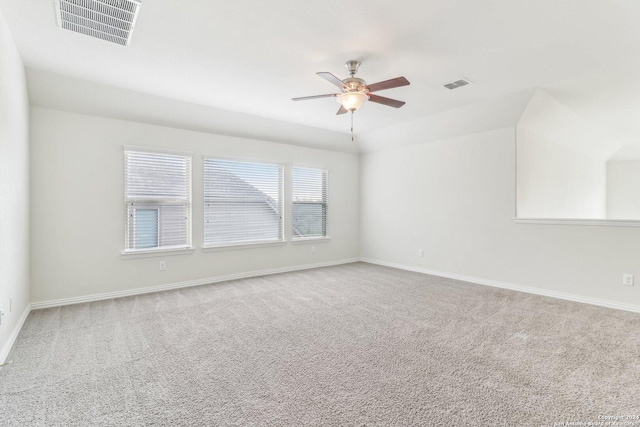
<box><xmin>2</xmin><ymin>0</ymin><xmax>640</xmax><ymax>143</ymax></box>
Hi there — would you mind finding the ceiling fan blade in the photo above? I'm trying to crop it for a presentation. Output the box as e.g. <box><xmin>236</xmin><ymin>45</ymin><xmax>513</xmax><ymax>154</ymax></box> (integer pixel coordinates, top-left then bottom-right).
<box><xmin>292</xmin><ymin>94</ymin><xmax>337</xmax><ymax>101</ymax></box>
<box><xmin>366</xmin><ymin>76</ymin><xmax>410</xmax><ymax>93</ymax></box>
<box><xmin>368</xmin><ymin>94</ymin><xmax>406</xmax><ymax>108</ymax></box>
<box><xmin>317</xmin><ymin>72</ymin><xmax>347</xmax><ymax>90</ymax></box>
<box><xmin>336</xmin><ymin>105</ymin><xmax>348</xmax><ymax>115</ymax></box>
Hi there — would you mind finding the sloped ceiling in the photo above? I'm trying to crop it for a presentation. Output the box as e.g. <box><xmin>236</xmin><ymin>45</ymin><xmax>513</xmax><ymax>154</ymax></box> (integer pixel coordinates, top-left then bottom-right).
<box><xmin>359</xmin><ymin>89</ymin><xmax>534</xmax><ymax>152</ymax></box>
<box><xmin>2</xmin><ymin>0</ymin><xmax>640</xmax><ymax>150</ymax></box>
<box><xmin>27</xmin><ymin>69</ymin><xmax>355</xmax><ymax>153</ymax></box>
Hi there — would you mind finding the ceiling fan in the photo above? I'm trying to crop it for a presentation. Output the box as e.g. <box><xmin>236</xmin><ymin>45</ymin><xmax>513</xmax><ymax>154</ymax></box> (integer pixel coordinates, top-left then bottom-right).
<box><xmin>292</xmin><ymin>60</ymin><xmax>410</xmax><ymax>115</ymax></box>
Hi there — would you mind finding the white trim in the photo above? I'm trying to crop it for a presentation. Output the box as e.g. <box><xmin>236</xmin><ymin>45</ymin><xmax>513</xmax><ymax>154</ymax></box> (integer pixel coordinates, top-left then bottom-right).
<box><xmin>30</xmin><ymin>258</ymin><xmax>361</xmax><ymax>310</ymax></box>
<box><xmin>291</xmin><ymin>162</ymin><xmax>331</xmax><ymax>175</ymax></box>
<box><xmin>202</xmin><ymin>154</ymin><xmax>285</xmax><ymax>168</ymax></box>
<box><xmin>123</xmin><ymin>145</ymin><xmax>193</xmax><ymax>156</ymax></box>
<box><xmin>121</xmin><ymin>247</ymin><xmax>194</xmax><ymax>259</ymax></box>
<box><xmin>291</xmin><ymin>237</ymin><xmax>331</xmax><ymax>244</ymax></box>
<box><xmin>292</xmin><ymin>163</ymin><xmax>332</xmax><ymax>173</ymax></box>
<box><xmin>202</xmin><ymin>240</ymin><xmax>286</xmax><ymax>252</ymax></box>
<box><xmin>514</xmin><ymin>218</ymin><xmax>640</xmax><ymax>227</ymax></box>
<box><xmin>359</xmin><ymin>258</ymin><xmax>640</xmax><ymax>314</ymax></box>
<box><xmin>0</xmin><ymin>304</ymin><xmax>32</xmax><ymax>365</ymax></box>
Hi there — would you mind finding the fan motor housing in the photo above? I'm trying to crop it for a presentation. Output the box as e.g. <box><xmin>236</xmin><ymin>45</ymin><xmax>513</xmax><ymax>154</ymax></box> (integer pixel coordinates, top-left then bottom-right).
<box><xmin>343</xmin><ymin>77</ymin><xmax>367</xmax><ymax>91</ymax></box>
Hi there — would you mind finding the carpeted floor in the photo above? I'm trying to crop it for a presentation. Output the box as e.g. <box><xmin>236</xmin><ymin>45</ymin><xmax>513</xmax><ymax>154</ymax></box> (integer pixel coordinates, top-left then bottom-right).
<box><xmin>1</xmin><ymin>262</ymin><xmax>639</xmax><ymax>426</ymax></box>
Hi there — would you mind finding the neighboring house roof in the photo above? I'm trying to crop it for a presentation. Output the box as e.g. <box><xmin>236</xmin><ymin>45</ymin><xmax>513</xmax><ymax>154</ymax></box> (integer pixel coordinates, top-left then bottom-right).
<box><xmin>205</xmin><ymin>167</ymin><xmax>282</xmax><ymax>243</ymax></box>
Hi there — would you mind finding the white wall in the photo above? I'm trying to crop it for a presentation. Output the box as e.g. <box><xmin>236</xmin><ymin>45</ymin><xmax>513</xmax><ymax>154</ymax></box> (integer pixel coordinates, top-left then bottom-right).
<box><xmin>361</xmin><ymin>127</ymin><xmax>640</xmax><ymax>308</ymax></box>
<box><xmin>517</xmin><ymin>128</ymin><xmax>606</xmax><ymax>218</ymax></box>
<box><xmin>516</xmin><ymin>90</ymin><xmax>618</xmax><ymax>219</ymax></box>
<box><xmin>607</xmin><ymin>160</ymin><xmax>640</xmax><ymax>219</ymax></box>
<box><xmin>0</xmin><ymin>10</ymin><xmax>30</xmax><ymax>358</ymax></box>
<box><xmin>30</xmin><ymin>108</ymin><xmax>360</xmax><ymax>303</ymax></box>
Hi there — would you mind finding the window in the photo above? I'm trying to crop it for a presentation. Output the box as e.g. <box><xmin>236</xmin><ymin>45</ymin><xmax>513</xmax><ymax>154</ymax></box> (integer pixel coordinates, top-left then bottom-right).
<box><xmin>124</xmin><ymin>148</ymin><xmax>192</xmax><ymax>252</ymax></box>
<box><xmin>292</xmin><ymin>167</ymin><xmax>328</xmax><ymax>239</ymax></box>
<box><xmin>133</xmin><ymin>208</ymin><xmax>159</xmax><ymax>248</ymax></box>
<box><xmin>204</xmin><ymin>158</ymin><xmax>284</xmax><ymax>247</ymax></box>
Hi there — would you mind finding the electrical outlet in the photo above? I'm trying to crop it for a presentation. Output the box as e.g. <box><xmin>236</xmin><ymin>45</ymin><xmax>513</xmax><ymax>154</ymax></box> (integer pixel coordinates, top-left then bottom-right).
<box><xmin>623</xmin><ymin>274</ymin><xmax>634</xmax><ymax>286</ymax></box>
<box><xmin>159</xmin><ymin>261</ymin><xmax>166</xmax><ymax>271</ymax></box>
<box><xmin>9</xmin><ymin>297</ymin><xmax>12</xmax><ymax>312</ymax></box>
<box><xmin>311</xmin><ymin>246</ymin><xmax>316</xmax><ymax>254</ymax></box>
<box><xmin>418</xmin><ymin>249</ymin><xmax>424</xmax><ymax>257</ymax></box>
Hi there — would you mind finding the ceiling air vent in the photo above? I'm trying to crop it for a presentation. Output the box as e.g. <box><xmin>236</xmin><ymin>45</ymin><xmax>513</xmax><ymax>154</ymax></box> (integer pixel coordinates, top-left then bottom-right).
<box><xmin>54</xmin><ymin>0</ymin><xmax>141</xmax><ymax>47</ymax></box>
<box><xmin>443</xmin><ymin>78</ymin><xmax>472</xmax><ymax>90</ymax></box>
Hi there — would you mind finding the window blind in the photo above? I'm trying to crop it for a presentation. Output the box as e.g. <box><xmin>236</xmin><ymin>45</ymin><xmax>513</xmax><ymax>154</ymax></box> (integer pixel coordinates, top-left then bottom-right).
<box><xmin>124</xmin><ymin>149</ymin><xmax>191</xmax><ymax>251</ymax></box>
<box><xmin>292</xmin><ymin>167</ymin><xmax>328</xmax><ymax>238</ymax></box>
<box><xmin>204</xmin><ymin>158</ymin><xmax>284</xmax><ymax>246</ymax></box>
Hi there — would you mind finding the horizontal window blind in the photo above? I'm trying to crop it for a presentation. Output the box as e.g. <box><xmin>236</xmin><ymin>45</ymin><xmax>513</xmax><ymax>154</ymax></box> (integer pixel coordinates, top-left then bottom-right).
<box><xmin>125</xmin><ymin>149</ymin><xmax>191</xmax><ymax>251</ymax></box>
<box><xmin>204</xmin><ymin>158</ymin><xmax>284</xmax><ymax>246</ymax></box>
<box><xmin>292</xmin><ymin>167</ymin><xmax>328</xmax><ymax>238</ymax></box>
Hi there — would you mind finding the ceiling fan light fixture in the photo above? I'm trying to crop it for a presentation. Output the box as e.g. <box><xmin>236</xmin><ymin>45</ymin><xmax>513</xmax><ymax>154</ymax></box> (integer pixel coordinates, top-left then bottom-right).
<box><xmin>337</xmin><ymin>91</ymin><xmax>368</xmax><ymax>111</ymax></box>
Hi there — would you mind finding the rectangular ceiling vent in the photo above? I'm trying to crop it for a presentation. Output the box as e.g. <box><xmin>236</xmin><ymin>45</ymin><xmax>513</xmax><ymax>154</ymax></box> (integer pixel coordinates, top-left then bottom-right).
<box><xmin>443</xmin><ymin>78</ymin><xmax>472</xmax><ymax>90</ymax></box>
<box><xmin>54</xmin><ymin>0</ymin><xmax>141</xmax><ymax>47</ymax></box>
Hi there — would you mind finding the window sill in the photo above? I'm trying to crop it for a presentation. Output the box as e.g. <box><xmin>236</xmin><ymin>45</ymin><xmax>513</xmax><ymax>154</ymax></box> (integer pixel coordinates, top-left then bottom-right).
<box><xmin>513</xmin><ymin>218</ymin><xmax>640</xmax><ymax>227</ymax></box>
<box><xmin>202</xmin><ymin>240</ymin><xmax>287</xmax><ymax>252</ymax></box>
<box><xmin>121</xmin><ymin>247</ymin><xmax>195</xmax><ymax>259</ymax></box>
<box><xmin>291</xmin><ymin>236</ymin><xmax>331</xmax><ymax>244</ymax></box>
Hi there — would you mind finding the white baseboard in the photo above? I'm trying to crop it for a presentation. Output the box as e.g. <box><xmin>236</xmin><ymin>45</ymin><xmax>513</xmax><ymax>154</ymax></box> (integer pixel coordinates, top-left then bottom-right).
<box><xmin>0</xmin><ymin>304</ymin><xmax>32</xmax><ymax>365</ymax></box>
<box><xmin>360</xmin><ymin>258</ymin><xmax>640</xmax><ymax>314</ymax></box>
<box><xmin>31</xmin><ymin>258</ymin><xmax>361</xmax><ymax>310</ymax></box>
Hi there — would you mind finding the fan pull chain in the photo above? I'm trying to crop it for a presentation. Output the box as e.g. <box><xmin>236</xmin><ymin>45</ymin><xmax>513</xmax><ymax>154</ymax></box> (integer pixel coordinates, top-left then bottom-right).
<box><xmin>351</xmin><ymin>111</ymin><xmax>354</xmax><ymax>142</ymax></box>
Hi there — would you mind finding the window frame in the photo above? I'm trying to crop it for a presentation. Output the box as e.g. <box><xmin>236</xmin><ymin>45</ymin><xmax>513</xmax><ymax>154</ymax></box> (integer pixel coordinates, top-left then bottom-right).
<box><xmin>122</xmin><ymin>146</ymin><xmax>193</xmax><ymax>258</ymax></box>
<box><xmin>291</xmin><ymin>165</ymin><xmax>329</xmax><ymax>242</ymax></box>
<box><xmin>202</xmin><ymin>155</ymin><xmax>285</xmax><ymax>250</ymax></box>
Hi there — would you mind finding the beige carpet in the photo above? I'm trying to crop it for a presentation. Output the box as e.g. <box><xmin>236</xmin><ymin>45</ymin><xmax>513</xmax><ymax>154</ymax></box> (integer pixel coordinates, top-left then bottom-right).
<box><xmin>1</xmin><ymin>262</ymin><xmax>639</xmax><ymax>426</ymax></box>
